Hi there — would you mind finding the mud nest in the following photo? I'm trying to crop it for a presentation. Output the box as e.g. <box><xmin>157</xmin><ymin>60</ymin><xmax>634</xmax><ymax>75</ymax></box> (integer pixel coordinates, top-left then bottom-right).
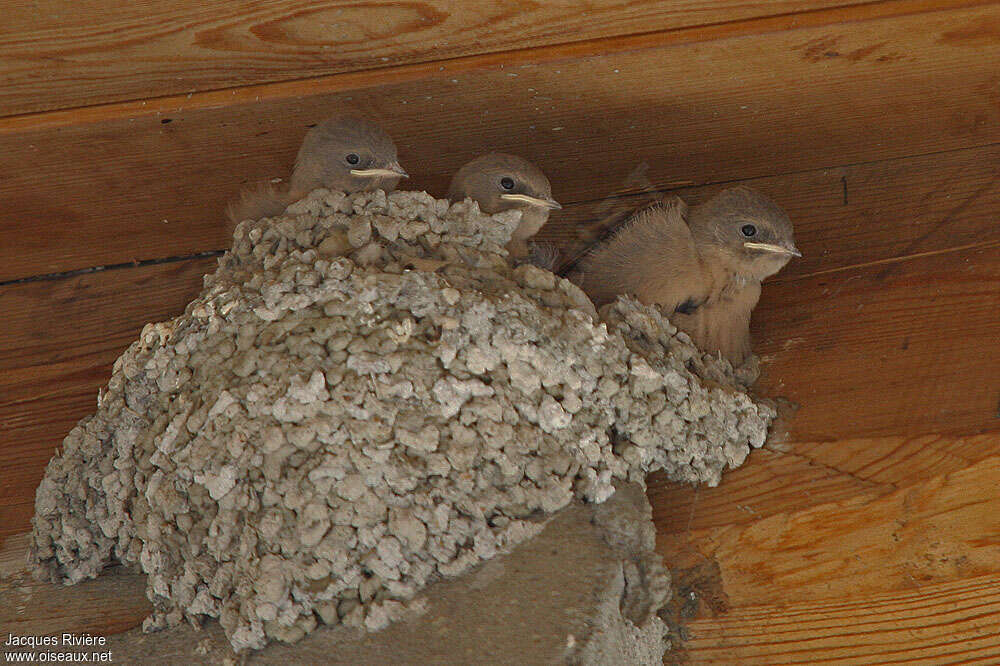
<box><xmin>30</xmin><ymin>189</ymin><xmax>773</xmax><ymax>651</ymax></box>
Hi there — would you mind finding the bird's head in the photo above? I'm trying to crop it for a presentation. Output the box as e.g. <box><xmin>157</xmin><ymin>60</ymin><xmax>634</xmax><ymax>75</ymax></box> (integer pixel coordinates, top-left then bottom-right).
<box><xmin>291</xmin><ymin>115</ymin><xmax>408</xmax><ymax>195</ymax></box>
<box><xmin>448</xmin><ymin>153</ymin><xmax>561</xmax><ymax>217</ymax></box>
<box><xmin>691</xmin><ymin>186</ymin><xmax>800</xmax><ymax>281</ymax></box>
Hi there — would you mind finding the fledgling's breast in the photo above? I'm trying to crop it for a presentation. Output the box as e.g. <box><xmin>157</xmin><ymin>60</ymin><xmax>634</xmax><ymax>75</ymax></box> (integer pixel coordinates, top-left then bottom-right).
<box><xmin>512</xmin><ymin>207</ymin><xmax>549</xmax><ymax>242</ymax></box>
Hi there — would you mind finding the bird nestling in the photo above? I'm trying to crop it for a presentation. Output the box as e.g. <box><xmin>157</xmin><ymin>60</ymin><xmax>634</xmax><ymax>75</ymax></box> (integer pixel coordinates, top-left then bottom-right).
<box><xmin>448</xmin><ymin>153</ymin><xmax>561</xmax><ymax>261</ymax></box>
<box><xmin>227</xmin><ymin>115</ymin><xmax>408</xmax><ymax>224</ymax></box>
<box><xmin>567</xmin><ymin>186</ymin><xmax>800</xmax><ymax>366</ymax></box>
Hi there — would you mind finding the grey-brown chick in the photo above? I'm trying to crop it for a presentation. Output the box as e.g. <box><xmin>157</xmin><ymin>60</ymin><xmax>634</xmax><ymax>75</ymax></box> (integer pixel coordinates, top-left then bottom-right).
<box><xmin>448</xmin><ymin>153</ymin><xmax>561</xmax><ymax>260</ymax></box>
<box><xmin>228</xmin><ymin>115</ymin><xmax>407</xmax><ymax>223</ymax></box>
<box><xmin>568</xmin><ymin>186</ymin><xmax>800</xmax><ymax>365</ymax></box>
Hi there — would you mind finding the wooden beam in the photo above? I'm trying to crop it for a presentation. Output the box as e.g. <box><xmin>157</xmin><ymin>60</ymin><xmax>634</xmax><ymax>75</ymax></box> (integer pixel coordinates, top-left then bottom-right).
<box><xmin>1</xmin><ymin>3</ymin><xmax>997</xmax><ymax>282</ymax></box>
<box><xmin>0</xmin><ymin>0</ymin><xmax>966</xmax><ymax>118</ymax></box>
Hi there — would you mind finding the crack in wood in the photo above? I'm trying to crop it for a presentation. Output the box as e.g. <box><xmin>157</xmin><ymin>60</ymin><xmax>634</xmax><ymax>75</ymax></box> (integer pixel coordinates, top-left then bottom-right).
<box><xmin>0</xmin><ymin>250</ymin><xmax>225</xmax><ymax>287</ymax></box>
<box><xmin>874</xmin><ymin>172</ymin><xmax>1000</xmax><ymax>280</ymax></box>
<box><xmin>773</xmin><ymin>238</ymin><xmax>1000</xmax><ymax>282</ymax></box>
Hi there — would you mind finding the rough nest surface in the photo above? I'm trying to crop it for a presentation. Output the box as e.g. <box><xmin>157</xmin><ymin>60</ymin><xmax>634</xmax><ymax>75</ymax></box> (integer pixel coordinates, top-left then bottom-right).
<box><xmin>30</xmin><ymin>189</ymin><xmax>773</xmax><ymax>652</ymax></box>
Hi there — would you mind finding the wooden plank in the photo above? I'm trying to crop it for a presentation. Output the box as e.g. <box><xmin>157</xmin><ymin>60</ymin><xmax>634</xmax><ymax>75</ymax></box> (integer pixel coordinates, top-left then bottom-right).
<box><xmin>659</xmin><ymin>456</ymin><xmax>1000</xmax><ymax>663</ymax></box>
<box><xmin>1</xmin><ymin>3</ymin><xmax>998</xmax><ymax>281</ymax></box>
<box><xmin>682</xmin><ymin>574</ymin><xmax>1000</xmax><ymax>664</ymax></box>
<box><xmin>752</xmin><ymin>244</ymin><xmax>1000</xmax><ymax>441</ymax></box>
<box><xmin>2</xmin><ymin>0</ymin><xmax>991</xmax><ymax>132</ymax></box>
<box><xmin>0</xmin><ymin>535</ymin><xmax>150</xmax><ymax>637</ymax></box>
<box><xmin>0</xmin><ymin>0</ymin><xmax>885</xmax><ymax>118</ymax></box>
<box><xmin>648</xmin><ymin>433</ymin><xmax>1000</xmax><ymax>534</ymax></box>
<box><xmin>0</xmin><ymin>258</ymin><xmax>215</xmax><ymax>538</ymax></box>
<box><xmin>545</xmin><ymin>142</ymin><xmax>1000</xmax><ymax>275</ymax></box>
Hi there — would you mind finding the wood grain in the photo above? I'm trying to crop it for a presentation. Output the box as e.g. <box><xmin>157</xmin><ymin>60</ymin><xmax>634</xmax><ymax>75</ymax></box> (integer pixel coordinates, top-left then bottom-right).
<box><xmin>658</xmin><ymin>456</ymin><xmax>1000</xmax><ymax>663</ymax></box>
<box><xmin>682</xmin><ymin>574</ymin><xmax>1000</xmax><ymax>663</ymax></box>
<box><xmin>2</xmin><ymin>3</ymin><xmax>998</xmax><ymax>282</ymax></box>
<box><xmin>648</xmin><ymin>433</ymin><xmax>1000</xmax><ymax>534</ymax></box>
<box><xmin>691</xmin><ymin>458</ymin><xmax>1000</xmax><ymax>604</ymax></box>
<box><xmin>0</xmin><ymin>0</ymin><xmax>906</xmax><ymax>117</ymax></box>
<box><xmin>752</xmin><ymin>244</ymin><xmax>1000</xmax><ymax>441</ymax></box>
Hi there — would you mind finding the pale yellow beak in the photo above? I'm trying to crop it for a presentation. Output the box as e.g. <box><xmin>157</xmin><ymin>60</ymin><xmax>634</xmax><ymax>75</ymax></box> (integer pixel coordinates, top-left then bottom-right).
<box><xmin>743</xmin><ymin>241</ymin><xmax>802</xmax><ymax>257</ymax></box>
<box><xmin>500</xmin><ymin>193</ymin><xmax>562</xmax><ymax>210</ymax></box>
<box><xmin>351</xmin><ymin>162</ymin><xmax>409</xmax><ymax>179</ymax></box>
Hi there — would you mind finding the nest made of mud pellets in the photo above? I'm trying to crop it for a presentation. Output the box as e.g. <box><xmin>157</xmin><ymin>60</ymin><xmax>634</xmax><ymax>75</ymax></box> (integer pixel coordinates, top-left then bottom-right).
<box><xmin>30</xmin><ymin>188</ymin><xmax>773</xmax><ymax>651</ymax></box>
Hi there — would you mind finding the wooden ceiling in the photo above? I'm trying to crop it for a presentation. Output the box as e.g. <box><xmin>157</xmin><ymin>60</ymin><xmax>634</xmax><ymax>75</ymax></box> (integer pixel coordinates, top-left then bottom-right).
<box><xmin>1</xmin><ymin>1</ymin><xmax>998</xmax><ymax>661</ymax></box>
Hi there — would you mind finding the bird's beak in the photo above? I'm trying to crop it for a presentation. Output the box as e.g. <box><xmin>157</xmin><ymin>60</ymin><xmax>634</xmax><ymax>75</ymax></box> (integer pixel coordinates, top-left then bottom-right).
<box><xmin>500</xmin><ymin>193</ymin><xmax>562</xmax><ymax>210</ymax></box>
<box><xmin>351</xmin><ymin>162</ymin><xmax>409</xmax><ymax>179</ymax></box>
<box><xmin>743</xmin><ymin>241</ymin><xmax>802</xmax><ymax>257</ymax></box>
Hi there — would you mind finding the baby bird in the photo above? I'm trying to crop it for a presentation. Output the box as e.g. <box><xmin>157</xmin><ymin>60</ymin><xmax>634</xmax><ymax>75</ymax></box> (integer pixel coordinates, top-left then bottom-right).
<box><xmin>568</xmin><ymin>186</ymin><xmax>800</xmax><ymax>365</ymax></box>
<box><xmin>228</xmin><ymin>115</ymin><xmax>407</xmax><ymax>223</ymax></box>
<box><xmin>448</xmin><ymin>153</ymin><xmax>561</xmax><ymax>260</ymax></box>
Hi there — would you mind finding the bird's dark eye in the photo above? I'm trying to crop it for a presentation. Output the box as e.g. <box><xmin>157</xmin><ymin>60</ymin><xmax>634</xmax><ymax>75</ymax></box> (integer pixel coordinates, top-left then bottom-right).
<box><xmin>741</xmin><ymin>224</ymin><xmax>757</xmax><ymax>237</ymax></box>
<box><xmin>346</xmin><ymin>153</ymin><xmax>360</xmax><ymax>165</ymax></box>
<box><xmin>500</xmin><ymin>177</ymin><xmax>515</xmax><ymax>190</ymax></box>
